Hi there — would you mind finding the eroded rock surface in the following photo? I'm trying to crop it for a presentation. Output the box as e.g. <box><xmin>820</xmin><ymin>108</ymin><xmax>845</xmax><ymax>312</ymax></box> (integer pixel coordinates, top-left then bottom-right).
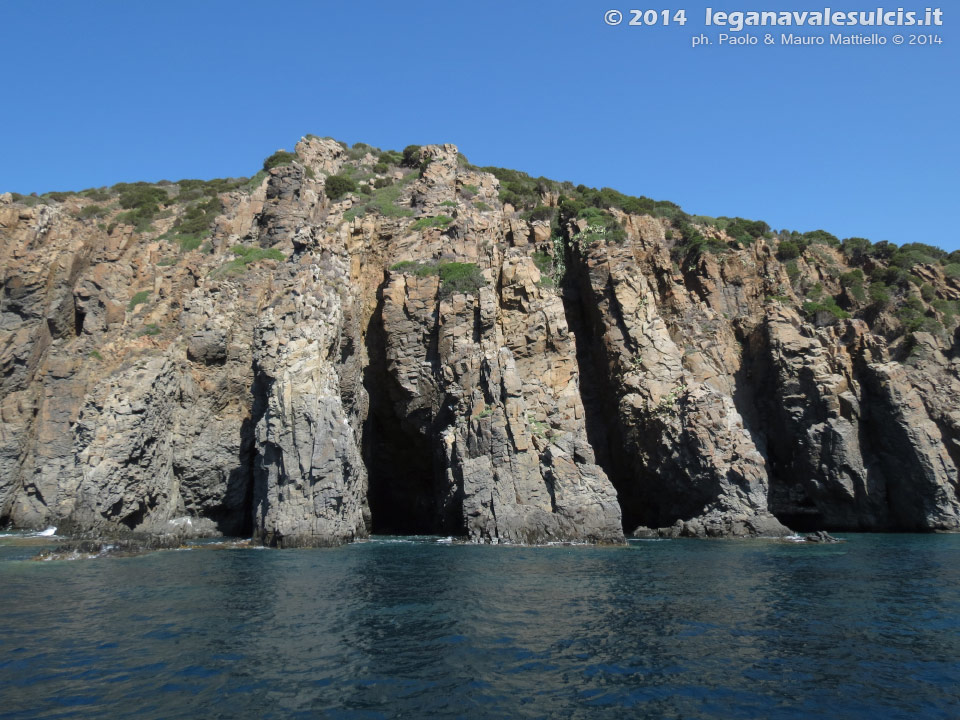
<box><xmin>2</xmin><ymin>137</ymin><xmax>959</xmax><ymax>544</ymax></box>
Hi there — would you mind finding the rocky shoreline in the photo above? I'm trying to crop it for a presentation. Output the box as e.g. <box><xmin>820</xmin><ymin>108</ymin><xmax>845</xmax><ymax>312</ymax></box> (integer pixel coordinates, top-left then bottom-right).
<box><xmin>2</xmin><ymin>137</ymin><xmax>959</xmax><ymax>547</ymax></box>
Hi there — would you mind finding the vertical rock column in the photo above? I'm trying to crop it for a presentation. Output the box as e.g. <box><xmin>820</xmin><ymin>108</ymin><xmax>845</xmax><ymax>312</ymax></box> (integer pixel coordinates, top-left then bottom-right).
<box><xmin>251</xmin><ymin>259</ymin><xmax>369</xmax><ymax>547</ymax></box>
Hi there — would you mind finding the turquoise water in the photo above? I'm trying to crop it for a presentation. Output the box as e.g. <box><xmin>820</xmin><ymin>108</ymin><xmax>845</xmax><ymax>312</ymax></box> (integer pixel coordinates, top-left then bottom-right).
<box><xmin>1</xmin><ymin>534</ymin><xmax>958</xmax><ymax>719</ymax></box>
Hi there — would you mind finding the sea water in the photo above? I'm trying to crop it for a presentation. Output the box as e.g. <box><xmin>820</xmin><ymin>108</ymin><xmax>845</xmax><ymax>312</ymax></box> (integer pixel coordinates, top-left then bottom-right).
<box><xmin>1</xmin><ymin>534</ymin><xmax>958</xmax><ymax>719</ymax></box>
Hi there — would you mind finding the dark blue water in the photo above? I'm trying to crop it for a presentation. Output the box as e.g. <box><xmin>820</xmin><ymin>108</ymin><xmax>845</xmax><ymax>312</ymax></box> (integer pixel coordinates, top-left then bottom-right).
<box><xmin>1</xmin><ymin>534</ymin><xmax>958</xmax><ymax>719</ymax></box>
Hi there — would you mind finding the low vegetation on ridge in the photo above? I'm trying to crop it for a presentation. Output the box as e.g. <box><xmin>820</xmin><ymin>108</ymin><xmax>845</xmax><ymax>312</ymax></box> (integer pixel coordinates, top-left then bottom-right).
<box><xmin>9</xmin><ymin>134</ymin><xmax>958</xmax><ymax>349</ymax></box>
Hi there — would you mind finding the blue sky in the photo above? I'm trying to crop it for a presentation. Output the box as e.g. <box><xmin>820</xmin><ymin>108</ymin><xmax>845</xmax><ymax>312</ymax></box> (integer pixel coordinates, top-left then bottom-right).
<box><xmin>1</xmin><ymin>0</ymin><xmax>956</xmax><ymax>249</ymax></box>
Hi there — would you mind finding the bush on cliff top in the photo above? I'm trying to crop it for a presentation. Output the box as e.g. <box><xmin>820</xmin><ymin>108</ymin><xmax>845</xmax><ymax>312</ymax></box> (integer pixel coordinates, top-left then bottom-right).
<box><xmin>263</xmin><ymin>151</ymin><xmax>298</xmax><ymax>172</ymax></box>
<box><xmin>777</xmin><ymin>241</ymin><xmax>801</xmax><ymax>261</ymax></box>
<box><xmin>402</xmin><ymin>145</ymin><xmax>422</xmax><ymax>167</ymax></box>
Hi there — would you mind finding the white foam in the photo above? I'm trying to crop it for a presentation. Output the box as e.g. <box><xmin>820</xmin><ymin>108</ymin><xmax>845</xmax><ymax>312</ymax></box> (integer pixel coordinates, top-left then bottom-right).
<box><xmin>37</xmin><ymin>526</ymin><xmax>57</xmax><ymax>537</ymax></box>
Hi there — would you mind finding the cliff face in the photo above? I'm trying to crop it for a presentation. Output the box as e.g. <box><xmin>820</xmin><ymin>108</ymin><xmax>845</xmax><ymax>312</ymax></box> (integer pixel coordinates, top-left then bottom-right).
<box><xmin>2</xmin><ymin>137</ymin><xmax>959</xmax><ymax>545</ymax></box>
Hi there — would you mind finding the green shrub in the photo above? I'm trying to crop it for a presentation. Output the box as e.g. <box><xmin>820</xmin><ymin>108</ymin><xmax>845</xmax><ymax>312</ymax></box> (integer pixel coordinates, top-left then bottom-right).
<box><xmin>156</xmin><ymin>256</ymin><xmax>178</xmax><ymax>266</ymax></box>
<box><xmin>230</xmin><ymin>245</ymin><xmax>285</xmax><ymax>262</ymax></box>
<box><xmin>669</xmin><ymin>218</ymin><xmax>724</xmax><ymax>262</ymax></box>
<box><xmin>799</xmin><ymin>229</ymin><xmax>840</xmax><ymax>247</ymax></box>
<box><xmin>401</xmin><ymin>145</ymin><xmax>422</xmax><ymax>166</ymax></box>
<box><xmin>871</xmin><ymin>265</ymin><xmax>913</xmax><ymax>290</ymax></box>
<box><xmin>532</xmin><ymin>251</ymin><xmax>559</xmax><ymax>287</ymax></box>
<box><xmin>944</xmin><ymin>263</ymin><xmax>960</xmax><ymax>279</ymax></box>
<box><xmin>116</xmin><ymin>184</ymin><xmax>169</xmax><ymax>212</ymax></box>
<box><xmin>373</xmin><ymin>162</ymin><xmax>389</xmax><ymax>174</ymax></box>
<box><xmin>868</xmin><ymin>282</ymin><xmax>892</xmax><ymax>307</ymax></box>
<box><xmin>438</xmin><ymin>262</ymin><xmax>485</xmax><ymax>297</ymax></box>
<box><xmin>931</xmin><ymin>299</ymin><xmax>959</xmax><ymax>323</ymax></box>
<box><xmin>785</xmin><ymin>260</ymin><xmax>800</xmax><ymax>284</ymax></box>
<box><xmin>75</xmin><ymin>204</ymin><xmax>105</xmax><ymax>219</ymax></box>
<box><xmin>344</xmin><ymin>175</ymin><xmax>416</xmax><ymax>220</ymax></box>
<box><xmin>532</xmin><ymin>251</ymin><xmax>553</xmax><ymax>275</ymax></box>
<box><xmin>378</xmin><ymin>150</ymin><xmax>403</xmax><ymax>166</ymax></box>
<box><xmin>575</xmin><ymin>208</ymin><xmax>627</xmax><ymax>245</ymax></box>
<box><xmin>80</xmin><ymin>188</ymin><xmax>111</xmax><ymax>202</ymax></box>
<box><xmin>177</xmin><ymin>196</ymin><xmax>221</xmax><ymax>235</ymax></box>
<box><xmin>870</xmin><ymin>240</ymin><xmax>897</xmax><ymax>260</ymax></box>
<box><xmin>389</xmin><ymin>260</ymin><xmax>443</xmax><ymax>277</ymax></box>
<box><xmin>137</xmin><ymin>323</ymin><xmax>161</xmax><ymax>337</ymax></box>
<box><xmin>896</xmin><ymin>297</ymin><xmax>942</xmax><ymax>334</ymax></box>
<box><xmin>241</xmin><ymin>170</ymin><xmax>268</xmax><ymax>192</ymax></box>
<box><xmin>724</xmin><ymin>217</ymin><xmax>770</xmax><ymax>245</ymax></box>
<box><xmin>888</xmin><ymin>243</ymin><xmax>944</xmax><ymax>272</ymax></box>
<box><xmin>42</xmin><ymin>191</ymin><xmax>77</xmax><ymax>202</ymax></box>
<box><xmin>840</xmin><ymin>269</ymin><xmax>866</xmax><ymax>302</ymax></box>
<box><xmin>111</xmin><ymin>183</ymin><xmax>170</xmax><ymax>229</ymax></box>
<box><xmin>176</xmin><ymin>235</ymin><xmax>203</xmax><ymax>252</ymax></box>
<box><xmin>801</xmin><ymin>297</ymin><xmax>850</xmax><ymax>321</ymax></box>
<box><xmin>115</xmin><ymin>209</ymin><xmax>152</xmax><ymax>230</ymax></box>
<box><xmin>474</xmin><ymin>201</ymin><xmax>491</xmax><ymax>212</ymax></box>
<box><xmin>777</xmin><ymin>241</ymin><xmax>801</xmax><ymax>260</ymax></box>
<box><xmin>842</xmin><ymin>237</ymin><xmax>873</xmax><ymax>264</ymax></box>
<box><xmin>325</xmin><ymin>174</ymin><xmax>358</xmax><ymax>201</ymax></box>
<box><xmin>128</xmin><ymin>291</ymin><xmax>150</xmax><ymax>311</ymax></box>
<box><xmin>88</xmin><ymin>350</ymin><xmax>104</xmax><ymax>361</ymax></box>
<box><xmin>213</xmin><ymin>245</ymin><xmax>286</xmax><ymax>276</ymax></box>
<box><xmin>525</xmin><ymin>205</ymin><xmax>556</xmax><ymax>223</ymax></box>
<box><xmin>263</xmin><ymin>151</ymin><xmax>298</xmax><ymax>171</ymax></box>
<box><xmin>920</xmin><ymin>283</ymin><xmax>936</xmax><ymax>302</ymax></box>
<box><xmin>174</xmin><ymin>177</ymin><xmax>252</xmax><ymax>202</ymax></box>
<box><xmin>411</xmin><ymin>215</ymin><xmax>453</xmax><ymax>231</ymax></box>
<box><xmin>478</xmin><ymin>167</ymin><xmax>558</xmax><ymax>211</ymax></box>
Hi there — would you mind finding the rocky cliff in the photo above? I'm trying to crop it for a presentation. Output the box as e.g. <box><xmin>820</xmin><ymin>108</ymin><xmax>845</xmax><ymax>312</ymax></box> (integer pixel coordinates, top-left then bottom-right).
<box><xmin>2</xmin><ymin>137</ymin><xmax>959</xmax><ymax>545</ymax></box>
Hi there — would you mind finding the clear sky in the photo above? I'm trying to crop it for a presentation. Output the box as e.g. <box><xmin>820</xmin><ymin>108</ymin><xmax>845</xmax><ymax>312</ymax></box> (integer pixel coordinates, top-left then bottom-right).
<box><xmin>1</xmin><ymin>0</ymin><xmax>956</xmax><ymax>250</ymax></box>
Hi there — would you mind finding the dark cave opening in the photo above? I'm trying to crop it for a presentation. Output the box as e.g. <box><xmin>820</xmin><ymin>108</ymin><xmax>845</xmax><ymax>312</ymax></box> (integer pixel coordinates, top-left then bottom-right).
<box><xmin>730</xmin><ymin>323</ymin><xmax>820</xmax><ymax>531</ymax></box>
<box><xmin>361</xmin><ymin>285</ymin><xmax>448</xmax><ymax>535</ymax></box>
<box><xmin>560</xmin><ymin>253</ymin><xmax>648</xmax><ymax>533</ymax></box>
<box><xmin>73</xmin><ymin>300</ymin><xmax>85</xmax><ymax>336</ymax></box>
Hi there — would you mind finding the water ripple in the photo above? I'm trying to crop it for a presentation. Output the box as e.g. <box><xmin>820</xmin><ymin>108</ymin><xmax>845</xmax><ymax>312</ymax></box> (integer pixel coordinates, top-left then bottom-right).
<box><xmin>1</xmin><ymin>534</ymin><xmax>959</xmax><ymax>718</ymax></box>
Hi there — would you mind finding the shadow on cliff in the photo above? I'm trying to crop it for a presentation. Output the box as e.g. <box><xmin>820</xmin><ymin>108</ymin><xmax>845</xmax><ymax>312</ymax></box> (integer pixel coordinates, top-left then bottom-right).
<box><xmin>560</xmin><ymin>254</ymin><xmax>648</xmax><ymax>532</ymax></box>
<box><xmin>360</xmin><ymin>276</ymin><xmax>458</xmax><ymax>535</ymax></box>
